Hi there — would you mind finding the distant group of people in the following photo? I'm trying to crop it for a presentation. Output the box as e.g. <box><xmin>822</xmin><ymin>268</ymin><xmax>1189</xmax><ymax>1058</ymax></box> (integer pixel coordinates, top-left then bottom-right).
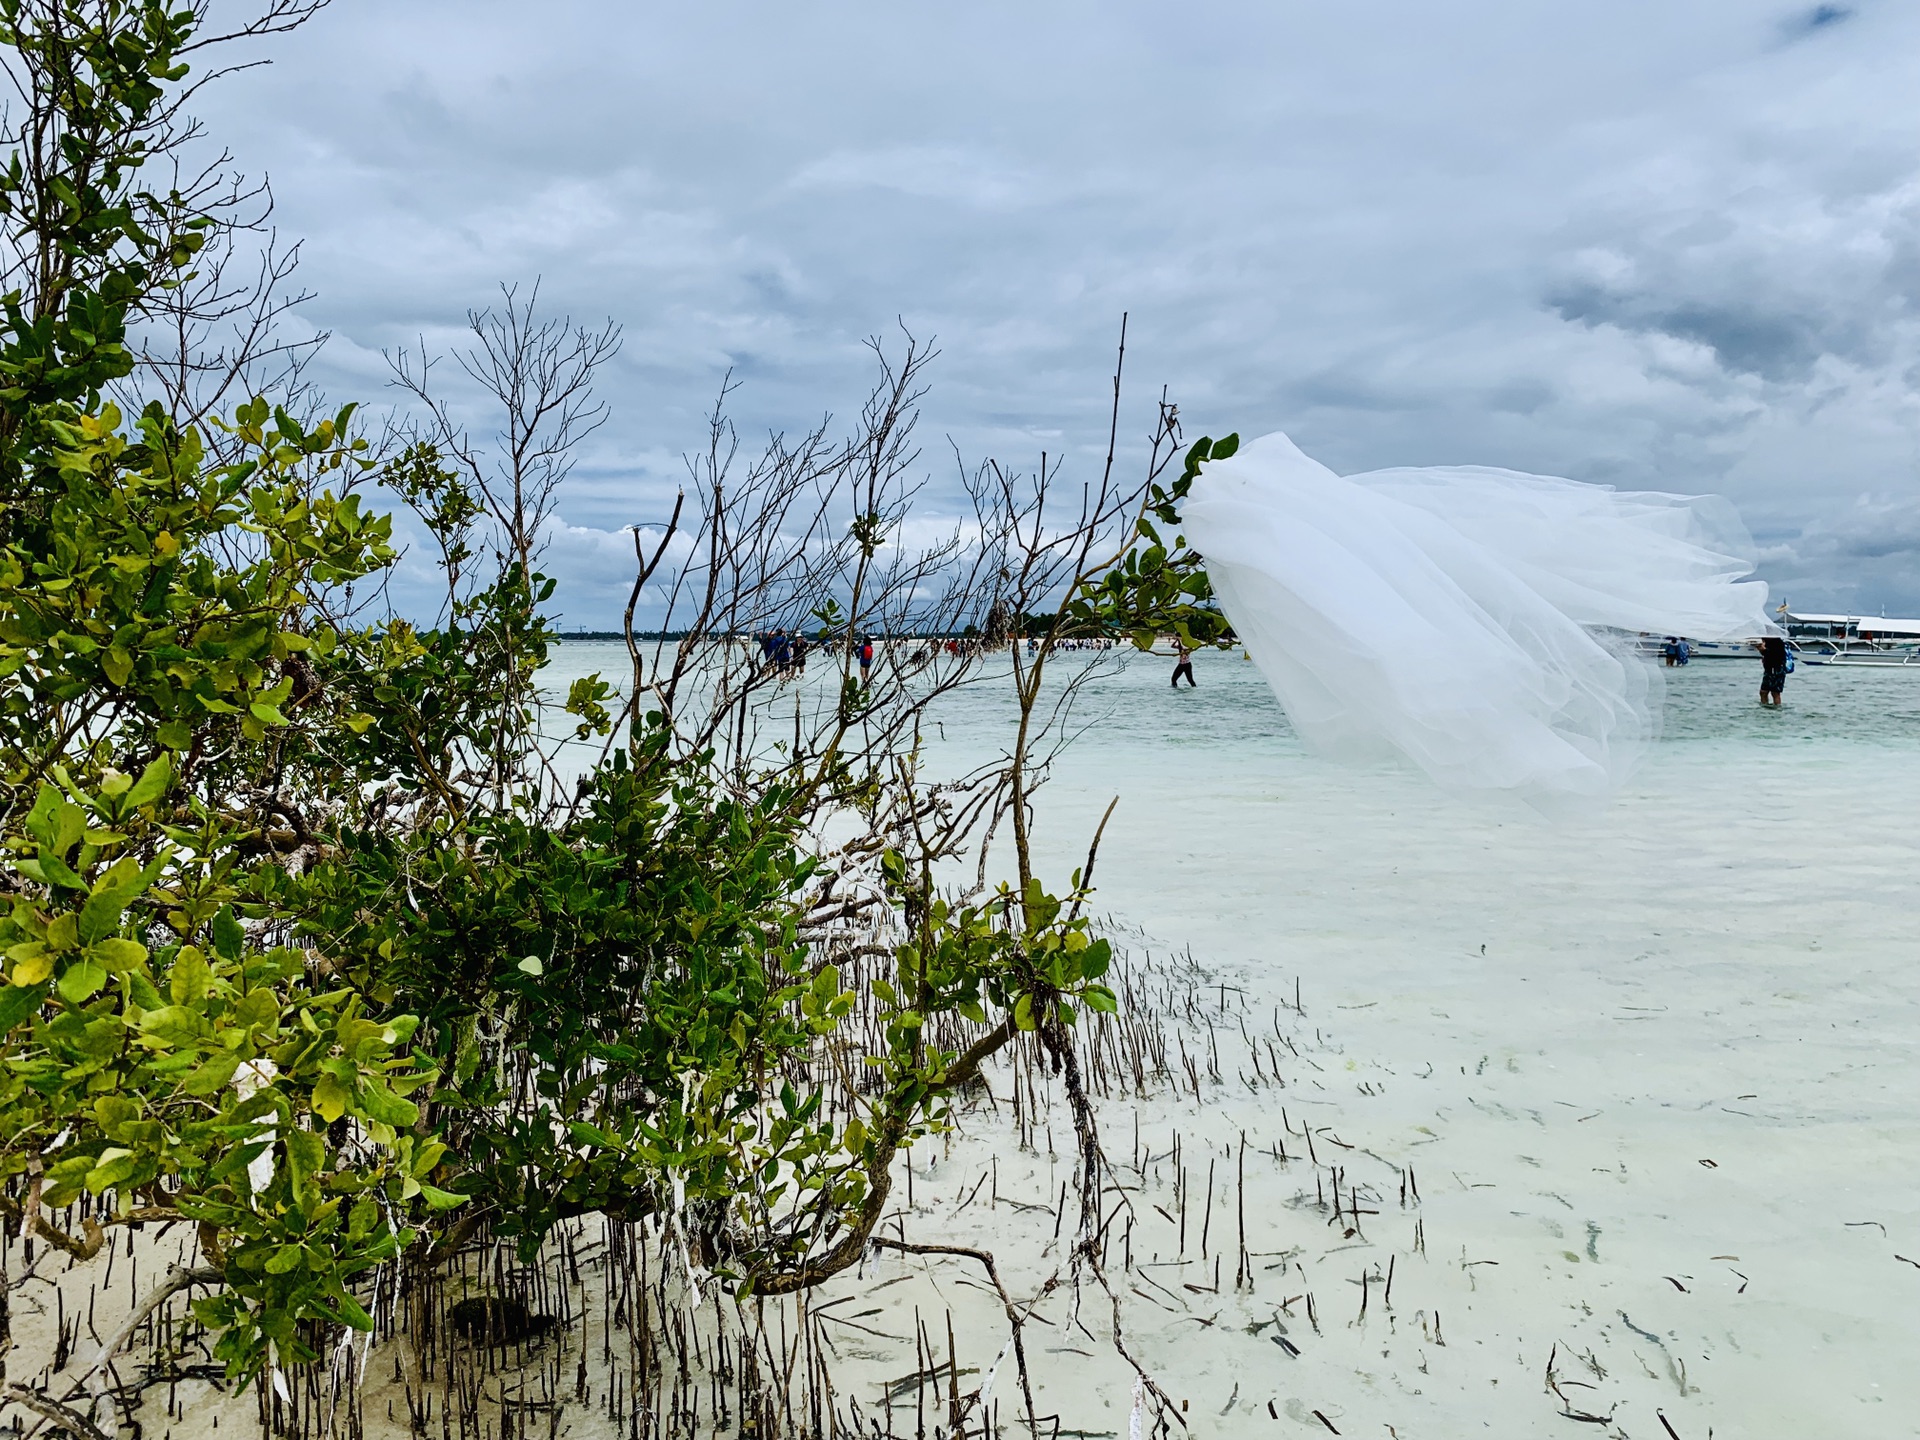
<box><xmin>756</xmin><ymin>629</ymin><xmax>876</xmax><ymax>683</ymax></box>
<box><xmin>1660</xmin><ymin>636</ymin><xmax>1691</xmax><ymax>666</ymax></box>
<box><xmin>756</xmin><ymin>628</ymin><xmax>810</xmax><ymax>676</ymax></box>
<box><xmin>933</xmin><ymin>637</ymin><xmax>1001</xmax><ymax>659</ymax></box>
<box><xmin>749</xmin><ymin>628</ymin><xmax>1192</xmax><ymax>689</ymax></box>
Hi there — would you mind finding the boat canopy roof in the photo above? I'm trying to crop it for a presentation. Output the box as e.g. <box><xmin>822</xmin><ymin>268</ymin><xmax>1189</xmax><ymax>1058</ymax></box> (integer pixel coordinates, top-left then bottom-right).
<box><xmin>1783</xmin><ymin>610</ymin><xmax>1920</xmax><ymax>637</ymax></box>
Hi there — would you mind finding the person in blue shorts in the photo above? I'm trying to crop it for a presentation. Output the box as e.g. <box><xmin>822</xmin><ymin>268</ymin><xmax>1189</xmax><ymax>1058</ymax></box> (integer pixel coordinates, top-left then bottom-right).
<box><xmin>1758</xmin><ymin>634</ymin><xmax>1788</xmax><ymax>706</ymax></box>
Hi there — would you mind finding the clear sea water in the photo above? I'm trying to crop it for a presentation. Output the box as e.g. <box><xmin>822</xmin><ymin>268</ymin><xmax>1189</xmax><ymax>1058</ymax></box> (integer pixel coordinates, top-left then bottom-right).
<box><xmin>541</xmin><ymin>638</ymin><xmax>1920</xmax><ymax>1020</ymax></box>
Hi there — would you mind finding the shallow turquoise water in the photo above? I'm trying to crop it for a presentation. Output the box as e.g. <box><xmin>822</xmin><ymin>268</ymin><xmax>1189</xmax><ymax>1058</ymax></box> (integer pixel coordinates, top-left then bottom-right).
<box><xmin>544</xmin><ymin>637</ymin><xmax>1920</xmax><ymax>778</ymax></box>
<box><xmin>988</xmin><ymin>643</ymin><xmax>1920</xmax><ymax>753</ymax></box>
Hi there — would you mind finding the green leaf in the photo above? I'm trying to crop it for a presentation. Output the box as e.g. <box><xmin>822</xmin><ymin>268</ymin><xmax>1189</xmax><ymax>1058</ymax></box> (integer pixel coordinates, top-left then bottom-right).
<box><xmin>37</xmin><ymin>848</ymin><xmax>87</xmax><ymax>890</ymax></box>
<box><xmin>285</xmin><ymin>1129</ymin><xmax>324</xmax><ymax>1190</ymax></box>
<box><xmin>416</xmin><ymin>1183</ymin><xmax>467</xmax><ymax>1211</ymax></box>
<box><xmin>0</xmin><ymin>981</ymin><xmax>48</xmax><ymax>1033</ymax></box>
<box><xmin>182</xmin><ymin>1050</ymin><xmax>242</xmax><ymax>1095</ymax></box>
<box><xmin>125</xmin><ymin>753</ymin><xmax>173</xmax><ymax>808</ymax></box>
<box><xmin>334</xmin><ymin>1291</ymin><xmax>375</xmax><ymax>1330</ymax></box>
<box><xmin>357</xmin><ymin>1076</ymin><xmax>419</xmax><ymax>1127</ymax></box>
<box><xmin>73</xmin><ymin>1015</ymin><xmax>126</xmax><ymax>1059</ymax></box>
<box><xmin>156</xmin><ymin>720</ymin><xmax>192</xmax><ymax>750</ymax></box>
<box><xmin>126</xmin><ymin>971</ymin><xmax>165</xmax><ymax>1010</ymax></box>
<box><xmin>232</xmin><ymin>989</ymin><xmax>278</xmax><ymax>1029</ymax></box>
<box><xmin>264</xmin><ymin>1245</ymin><xmax>305</xmax><ymax>1274</ymax></box>
<box><xmin>137</xmin><ymin>1005</ymin><xmax>205</xmax><ymax>1047</ymax></box>
<box><xmin>23</xmin><ymin>785</ymin><xmax>61</xmax><ymax>850</ymax></box>
<box><xmin>50</xmin><ymin>796</ymin><xmax>86</xmax><ymax>857</ymax></box>
<box><xmin>94</xmin><ymin>1095</ymin><xmax>141</xmax><ymax>1135</ymax></box>
<box><xmin>168</xmin><ymin>946</ymin><xmax>212</xmax><ymax>1002</ymax></box>
<box><xmin>86</xmin><ymin>1151</ymin><xmax>141</xmax><ymax>1195</ymax></box>
<box><xmin>347</xmin><ymin>1198</ymin><xmax>380</xmax><ymax>1239</ymax></box>
<box><xmin>90</xmin><ymin>937</ymin><xmax>148</xmax><ymax>971</ymax></box>
<box><xmin>312</xmin><ymin>1072</ymin><xmax>350</xmax><ymax>1124</ymax></box>
<box><xmin>8</xmin><ymin>942</ymin><xmax>52</xmax><ymax>986</ymax></box>
<box><xmin>210</xmin><ymin>907</ymin><xmax>244</xmax><ymax>961</ymax></box>
<box><xmin>78</xmin><ymin>888</ymin><xmax>130</xmax><ymax>944</ymax></box>
<box><xmin>57</xmin><ymin>960</ymin><xmax>108</xmax><ymax>1004</ymax></box>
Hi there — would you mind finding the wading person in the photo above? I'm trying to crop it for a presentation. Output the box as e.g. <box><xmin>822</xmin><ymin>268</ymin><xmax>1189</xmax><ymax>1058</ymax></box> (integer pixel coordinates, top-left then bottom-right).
<box><xmin>1758</xmin><ymin>634</ymin><xmax>1789</xmax><ymax>707</ymax></box>
<box><xmin>1171</xmin><ymin>641</ymin><xmax>1196</xmax><ymax>688</ymax></box>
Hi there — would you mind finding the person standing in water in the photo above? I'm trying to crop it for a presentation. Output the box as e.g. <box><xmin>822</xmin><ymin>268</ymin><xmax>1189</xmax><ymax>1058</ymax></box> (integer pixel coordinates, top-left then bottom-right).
<box><xmin>1758</xmin><ymin>634</ymin><xmax>1789</xmax><ymax>706</ymax></box>
<box><xmin>1171</xmin><ymin>641</ymin><xmax>1196</xmax><ymax>688</ymax></box>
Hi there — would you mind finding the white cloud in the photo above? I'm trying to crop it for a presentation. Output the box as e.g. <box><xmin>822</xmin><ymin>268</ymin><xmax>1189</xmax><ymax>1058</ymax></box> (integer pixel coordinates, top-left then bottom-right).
<box><xmin>790</xmin><ymin>146</ymin><xmax>1034</xmax><ymax>209</ymax></box>
<box><xmin>177</xmin><ymin>0</ymin><xmax>1920</xmax><ymax>620</ymax></box>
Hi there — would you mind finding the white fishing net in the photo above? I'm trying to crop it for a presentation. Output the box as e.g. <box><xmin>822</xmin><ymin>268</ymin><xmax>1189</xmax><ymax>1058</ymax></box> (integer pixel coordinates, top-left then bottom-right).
<box><xmin>1181</xmin><ymin>432</ymin><xmax>1773</xmax><ymax>809</ymax></box>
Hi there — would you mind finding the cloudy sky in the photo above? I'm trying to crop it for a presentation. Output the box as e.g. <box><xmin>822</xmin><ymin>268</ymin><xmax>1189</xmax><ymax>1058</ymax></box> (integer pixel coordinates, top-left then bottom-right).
<box><xmin>191</xmin><ymin>0</ymin><xmax>1920</xmax><ymax>625</ymax></box>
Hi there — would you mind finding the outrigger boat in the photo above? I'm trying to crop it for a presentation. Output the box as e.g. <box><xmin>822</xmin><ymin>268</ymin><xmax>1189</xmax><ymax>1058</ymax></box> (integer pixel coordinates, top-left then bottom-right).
<box><xmin>1629</xmin><ymin>604</ymin><xmax>1920</xmax><ymax>667</ymax></box>
<box><xmin>1776</xmin><ymin>605</ymin><xmax>1920</xmax><ymax>666</ymax></box>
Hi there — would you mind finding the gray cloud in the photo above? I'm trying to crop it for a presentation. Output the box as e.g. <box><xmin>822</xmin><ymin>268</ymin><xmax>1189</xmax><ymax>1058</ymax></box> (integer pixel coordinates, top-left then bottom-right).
<box><xmin>1549</xmin><ymin>290</ymin><xmax>1833</xmax><ymax>381</ymax></box>
<box><xmin>1544</xmin><ymin>165</ymin><xmax>1920</xmax><ymax>381</ymax></box>
<box><xmin>173</xmin><ymin>0</ymin><xmax>1920</xmax><ymax>623</ymax></box>
<box><xmin>1778</xmin><ymin>493</ymin><xmax>1920</xmax><ymax>560</ymax></box>
<box><xmin>1750</xmin><ymin>492</ymin><xmax>1920</xmax><ymax>615</ymax></box>
<box><xmin>1781</xmin><ymin>5</ymin><xmax>1856</xmax><ymax>41</ymax></box>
